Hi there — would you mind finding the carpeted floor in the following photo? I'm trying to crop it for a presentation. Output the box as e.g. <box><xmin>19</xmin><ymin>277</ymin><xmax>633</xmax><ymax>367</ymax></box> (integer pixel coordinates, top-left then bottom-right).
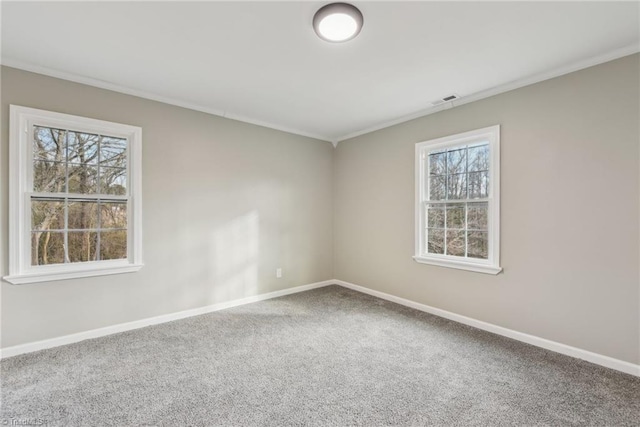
<box><xmin>1</xmin><ymin>285</ymin><xmax>639</xmax><ymax>426</ymax></box>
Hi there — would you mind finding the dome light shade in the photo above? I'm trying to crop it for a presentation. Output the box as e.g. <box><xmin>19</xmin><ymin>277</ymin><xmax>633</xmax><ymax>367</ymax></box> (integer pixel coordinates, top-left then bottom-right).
<box><xmin>313</xmin><ymin>3</ymin><xmax>363</xmax><ymax>43</ymax></box>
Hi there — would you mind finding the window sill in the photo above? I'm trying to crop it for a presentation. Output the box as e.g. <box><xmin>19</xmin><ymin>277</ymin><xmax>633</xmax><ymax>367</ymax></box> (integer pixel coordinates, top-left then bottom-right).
<box><xmin>3</xmin><ymin>263</ymin><xmax>144</xmax><ymax>284</ymax></box>
<box><xmin>413</xmin><ymin>256</ymin><xmax>502</xmax><ymax>275</ymax></box>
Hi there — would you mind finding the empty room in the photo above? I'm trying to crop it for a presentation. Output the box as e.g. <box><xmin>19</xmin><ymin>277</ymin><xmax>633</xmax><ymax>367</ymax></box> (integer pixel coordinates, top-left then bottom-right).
<box><xmin>1</xmin><ymin>1</ymin><xmax>639</xmax><ymax>426</ymax></box>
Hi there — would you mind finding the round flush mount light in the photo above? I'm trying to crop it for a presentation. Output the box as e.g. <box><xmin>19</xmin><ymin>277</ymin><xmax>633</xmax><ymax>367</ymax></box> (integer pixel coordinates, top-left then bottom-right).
<box><xmin>313</xmin><ymin>3</ymin><xmax>363</xmax><ymax>43</ymax></box>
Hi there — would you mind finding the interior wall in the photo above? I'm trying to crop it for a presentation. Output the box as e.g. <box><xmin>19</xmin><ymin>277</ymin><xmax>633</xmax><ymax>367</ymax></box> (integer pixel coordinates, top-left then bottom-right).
<box><xmin>333</xmin><ymin>54</ymin><xmax>640</xmax><ymax>364</ymax></box>
<box><xmin>0</xmin><ymin>66</ymin><xmax>334</xmax><ymax>348</ymax></box>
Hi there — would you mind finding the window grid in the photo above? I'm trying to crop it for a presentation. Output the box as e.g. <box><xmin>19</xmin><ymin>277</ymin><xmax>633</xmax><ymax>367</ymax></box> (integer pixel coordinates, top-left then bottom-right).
<box><xmin>425</xmin><ymin>143</ymin><xmax>490</xmax><ymax>260</ymax></box>
<box><xmin>6</xmin><ymin>105</ymin><xmax>143</xmax><ymax>284</ymax></box>
<box><xmin>30</xmin><ymin>127</ymin><xmax>128</xmax><ymax>266</ymax></box>
<box><xmin>424</xmin><ymin>202</ymin><xmax>488</xmax><ymax>256</ymax></box>
<box><xmin>414</xmin><ymin>125</ymin><xmax>500</xmax><ymax>274</ymax></box>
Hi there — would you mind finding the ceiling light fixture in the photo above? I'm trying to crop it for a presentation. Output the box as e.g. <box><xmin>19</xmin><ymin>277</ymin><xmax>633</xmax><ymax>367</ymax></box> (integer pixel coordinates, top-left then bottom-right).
<box><xmin>313</xmin><ymin>3</ymin><xmax>363</xmax><ymax>43</ymax></box>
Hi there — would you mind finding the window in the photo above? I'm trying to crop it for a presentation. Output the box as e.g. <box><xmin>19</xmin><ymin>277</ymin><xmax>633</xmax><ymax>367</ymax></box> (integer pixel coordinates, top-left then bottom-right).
<box><xmin>414</xmin><ymin>125</ymin><xmax>501</xmax><ymax>274</ymax></box>
<box><xmin>4</xmin><ymin>106</ymin><xmax>143</xmax><ymax>284</ymax></box>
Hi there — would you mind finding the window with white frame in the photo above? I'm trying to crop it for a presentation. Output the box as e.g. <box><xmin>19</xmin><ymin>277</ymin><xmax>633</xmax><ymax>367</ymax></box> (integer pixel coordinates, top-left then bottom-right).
<box><xmin>4</xmin><ymin>106</ymin><xmax>143</xmax><ymax>284</ymax></box>
<box><xmin>414</xmin><ymin>125</ymin><xmax>501</xmax><ymax>274</ymax></box>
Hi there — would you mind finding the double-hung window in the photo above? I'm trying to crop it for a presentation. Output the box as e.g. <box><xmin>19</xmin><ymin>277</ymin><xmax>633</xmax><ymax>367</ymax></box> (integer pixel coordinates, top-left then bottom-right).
<box><xmin>414</xmin><ymin>125</ymin><xmax>501</xmax><ymax>274</ymax></box>
<box><xmin>4</xmin><ymin>106</ymin><xmax>143</xmax><ymax>284</ymax></box>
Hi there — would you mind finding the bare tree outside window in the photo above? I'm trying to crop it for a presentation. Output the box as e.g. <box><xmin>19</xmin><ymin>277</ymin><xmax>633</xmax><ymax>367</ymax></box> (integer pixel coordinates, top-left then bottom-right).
<box><xmin>426</xmin><ymin>143</ymin><xmax>490</xmax><ymax>259</ymax></box>
<box><xmin>31</xmin><ymin>127</ymin><xmax>128</xmax><ymax>266</ymax></box>
<box><xmin>416</xmin><ymin>125</ymin><xmax>500</xmax><ymax>274</ymax></box>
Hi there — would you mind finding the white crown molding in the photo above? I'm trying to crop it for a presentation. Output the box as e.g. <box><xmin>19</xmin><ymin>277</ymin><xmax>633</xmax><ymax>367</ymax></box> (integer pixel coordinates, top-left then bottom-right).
<box><xmin>334</xmin><ymin>280</ymin><xmax>640</xmax><ymax>377</ymax></box>
<box><xmin>334</xmin><ymin>43</ymin><xmax>640</xmax><ymax>144</ymax></box>
<box><xmin>0</xmin><ymin>57</ymin><xmax>334</xmax><ymax>144</ymax></box>
<box><xmin>0</xmin><ymin>280</ymin><xmax>334</xmax><ymax>359</ymax></box>
<box><xmin>3</xmin><ymin>43</ymin><xmax>637</xmax><ymax>148</ymax></box>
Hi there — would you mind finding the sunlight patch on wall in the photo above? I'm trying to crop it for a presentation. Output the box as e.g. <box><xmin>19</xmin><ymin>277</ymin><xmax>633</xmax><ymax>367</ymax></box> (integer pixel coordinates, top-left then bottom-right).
<box><xmin>211</xmin><ymin>211</ymin><xmax>259</xmax><ymax>302</ymax></box>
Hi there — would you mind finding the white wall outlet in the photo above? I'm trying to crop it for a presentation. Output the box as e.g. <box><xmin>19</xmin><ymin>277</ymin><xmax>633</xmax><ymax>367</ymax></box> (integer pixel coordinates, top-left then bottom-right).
<box><xmin>276</xmin><ymin>268</ymin><xmax>282</xmax><ymax>278</ymax></box>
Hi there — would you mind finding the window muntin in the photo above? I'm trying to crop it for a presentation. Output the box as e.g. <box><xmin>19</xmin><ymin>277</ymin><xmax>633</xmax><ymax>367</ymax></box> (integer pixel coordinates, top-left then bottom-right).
<box><xmin>5</xmin><ymin>106</ymin><xmax>143</xmax><ymax>284</ymax></box>
<box><xmin>415</xmin><ymin>126</ymin><xmax>501</xmax><ymax>274</ymax></box>
<box><xmin>426</xmin><ymin>142</ymin><xmax>489</xmax><ymax>259</ymax></box>
<box><xmin>31</xmin><ymin>128</ymin><xmax>128</xmax><ymax>266</ymax></box>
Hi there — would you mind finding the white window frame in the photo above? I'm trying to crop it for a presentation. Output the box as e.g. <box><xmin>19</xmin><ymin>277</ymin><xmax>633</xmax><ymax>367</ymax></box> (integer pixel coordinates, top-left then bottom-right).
<box><xmin>4</xmin><ymin>105</ymin><xmax>143</xmax><ymax>284</ymax></box>
<box><xmin>414</xmin><ymin>125</ymin><xmax>501</xmax><ymax>275</ymax></box>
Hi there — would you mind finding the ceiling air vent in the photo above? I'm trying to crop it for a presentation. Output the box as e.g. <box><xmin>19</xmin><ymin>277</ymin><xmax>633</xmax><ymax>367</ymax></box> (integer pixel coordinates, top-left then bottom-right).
<box><xmin>431</xmin><ymin>94</ymin><xmax>460</xmax><ymax>106</ymax></box>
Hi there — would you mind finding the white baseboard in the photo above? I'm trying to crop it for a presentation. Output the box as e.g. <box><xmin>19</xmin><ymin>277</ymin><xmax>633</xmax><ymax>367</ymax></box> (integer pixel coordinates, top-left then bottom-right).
<box><xmin>334</xmin><ymin>280</ymin><xmax>640</xmax><ymax>377</ymax></box>
<box><xmin>0</xmin><ymin>280</ymin><xmax>334</xmax><ymax>359</ymax></box>
<box><xmin>3</xmin><ymin>278</ymin><xmax>639</xmax><ymax>378</ymax></box>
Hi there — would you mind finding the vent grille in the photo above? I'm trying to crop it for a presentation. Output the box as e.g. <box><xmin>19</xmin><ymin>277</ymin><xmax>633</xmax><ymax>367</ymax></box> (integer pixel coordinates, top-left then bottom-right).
<box><xmin>431</xmin><ymin>94</ymin><xmax>460</xmax><ymax>106</ymax></box>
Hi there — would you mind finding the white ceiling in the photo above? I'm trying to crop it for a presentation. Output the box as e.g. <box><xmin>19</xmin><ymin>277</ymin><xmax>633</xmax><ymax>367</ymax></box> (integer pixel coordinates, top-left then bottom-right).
<box><xmin>2</xmin><ymin>1</ymin><xmax>639</xmax><ymax>143</ymax></box>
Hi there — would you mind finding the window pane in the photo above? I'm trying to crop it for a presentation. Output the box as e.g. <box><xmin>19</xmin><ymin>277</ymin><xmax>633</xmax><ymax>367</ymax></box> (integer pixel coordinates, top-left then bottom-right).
<box><xmin>101</xmin><ymin>202</ymin><xmax>127</xmax><ymax>229</ymax></box>
<box><xmin>68</xmin><ymin>164</ymin><xmax>98</xmax><ymax>194</ymax></box>
<box><xmin>446</xmin><ymin>230</ymin><xmax>465</xmax><ymax>256</ymax></box>
<box><xmin>468</xmin><ymin>171</ymin><xmax>489</xmax><ymax>199</ymax></box>
<box><xmin>100</xmin><ymin>230</ymin><xmax>127</xmax><ymax>260</ymax></box>
<box><xmin>33</xmin><ymin>160</ymin><xmax>67</xmax><ymax>193</ymax></box>
<box><xmin>446</xmin><ymin>204</ymin><xmax>465</xmax><ymax>229</ymax></box>
<box><xmin>32</xmin><ymin>200</ymin><xmax>65</xmax><ymax>231</ymax></box>
<box><xmin>468</xmin><ymin>144</ymin><xmax>489</xmax><ymax>172</ymax></box>
<box><xmin>68</xmin><ymin>231</ymin><xmax>98</xmax><ymax>263</ymax></box>
<box><xmin>31</xmin><ymin>231</ymin><xmax>65</xmax><ymax>265</ymax></box>
<box><xmin>467</xmin><ymin>231</ymin><xmax>488</xmax><ymax>259</ymax></box>
<box><xmin>67</xmin><ymin>131</ymin><xmax>99</xmax><ymax>165</ymax></box>
<box><xmin>100</xmin><ymin>136</ymin><xmax>127</xmax><ymax>168</ymax></box>
<box><xmin>427</xmin><ymin>205</ymin><xmax>445</xmax><ymax>228</ymax></box>
<box><xmin>447</xmin><ymin>148</ymin><xmax>467</xmax><ymax>174</ymax></box>
<box><xmin>468</xmin><ymin>203</ymin><xmax>488</xmax><ymax>230</ymax></box>
<box><xmin>429</xmin><ymin>175</ymin><xmax>446</xmax><ymax>200</ymax></box>
<box><xmin>429</xmin><ymin>152</ymin><xmax>446</xmax><ymax>176</ymax></box>
<box><xmin>100</xmin><ymin>166</ymin><xmax>127</xmax><ymax>195</ymax></box>
<box><xmin>447</xmin><ymin>173</ymin><xmax>467</xmax><ymax>199</ymax></box>
<box><xmin>68</xmin><ymin>201</ymin><xmax>98</xmax><ymax>230</ymax></box>
<box><xmin>427</xmin><ymin>229</ymin><xmax>444</xmax><ymax>255</ymax></box>
<box><xmin>33</xmin><ymin>127</ymin><xmax>65</xmax><ymax>162</ymax></box>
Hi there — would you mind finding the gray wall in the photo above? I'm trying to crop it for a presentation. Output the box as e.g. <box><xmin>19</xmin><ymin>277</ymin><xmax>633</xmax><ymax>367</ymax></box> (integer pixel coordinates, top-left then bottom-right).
<box><xmin>334</xmin><ymin>54</ymin><xmax>640</xmax><ymax>364</ymax></box>
<box><xmin>3</xmin><ymin>55</ymin><xmax>639</xmax><ymax>365</ymax></box>
<box><xmin>1</xmin><ymin>66</ymin><xmax>334</xmax><ymax>348</ymax></box>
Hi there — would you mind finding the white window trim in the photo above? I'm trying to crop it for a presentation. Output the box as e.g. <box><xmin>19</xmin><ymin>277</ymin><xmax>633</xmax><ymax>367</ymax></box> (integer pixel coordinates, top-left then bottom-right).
<box><xmin>3</xmin><ymin>105</ymin><xmax>143</xmax><ymax>284</ymax></box>
<box><xmin>414</xmin><ymin>125</ymin><xmax>501</xmax><ymax>275</ymax></box>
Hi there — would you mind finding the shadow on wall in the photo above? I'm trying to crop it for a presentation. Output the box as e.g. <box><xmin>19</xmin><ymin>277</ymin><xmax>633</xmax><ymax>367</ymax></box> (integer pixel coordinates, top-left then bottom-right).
<box><xmin>210</xmin><ymin>211</ymin><xmax>259</xmax><ymax>303</ymax></box>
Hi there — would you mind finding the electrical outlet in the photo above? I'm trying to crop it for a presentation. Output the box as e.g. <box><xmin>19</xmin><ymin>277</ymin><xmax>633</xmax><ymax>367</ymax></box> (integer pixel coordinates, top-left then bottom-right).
<box><xmin>276</xmin><ymin>268</ymin><xmax>282</xmax><ymax>278</ymax></box>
